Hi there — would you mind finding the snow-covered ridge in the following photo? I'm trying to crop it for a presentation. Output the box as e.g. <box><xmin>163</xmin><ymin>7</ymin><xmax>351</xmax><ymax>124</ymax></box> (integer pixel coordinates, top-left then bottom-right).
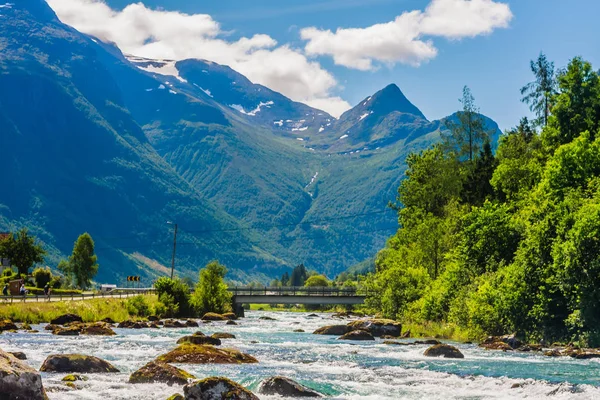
<box><xmin>229</xmin><ymin>101</ymin><xmax>274</xmax><ymax>116</ymax></box>
<box><xmin>125</xmin><ymin>55</ymin><xmax>187</xmax><ymax>83</ymax></box>
<box><xmin>193</xmin><ymin>84</ymin><xmax>212</xmax><ymax>98</ymax></box>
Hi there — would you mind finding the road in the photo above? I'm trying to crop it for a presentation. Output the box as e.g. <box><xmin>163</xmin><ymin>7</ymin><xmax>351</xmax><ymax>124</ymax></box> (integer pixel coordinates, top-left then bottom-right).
<box><xmin>0</xmin><ymin>292</ymin><xmax>153</xmax><ymax>304</ymax></box>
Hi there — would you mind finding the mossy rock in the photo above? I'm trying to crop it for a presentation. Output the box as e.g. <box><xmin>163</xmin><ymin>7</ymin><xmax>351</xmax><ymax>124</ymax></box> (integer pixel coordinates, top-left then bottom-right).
<box><xmin>166</xmin><ymin>394</ymin><xmax>184</xmax><ymax>400</ymax></box>
<box><xmin>9</xmin><ymin>352</ymin><xmax>27</xmax><ymax>360</ymax></box>
<box><xmin>201</xmin><ymin>313</ymin><xmax>228</xmax><ymax>321</ymax></box>
<box><xmin>45</xmin><ymin>324</ymin><xmax>59</xmax><ymax>331</ymax></box>
<box><xmin>20</xmin><ymin>323</ymin><xmax>32</xmax><ymax>331</ymax></box>
<box><xmin>156</xmin><ymin>344</ymin><xmax>258</xmax><ymax>364</ymax></box>
<box><xmin>184</xmin><ymin>377</ymin><xmax>258</xmax><ymax>400</ymax></box>
<box><xmin>185</xmin><ymin>320</ymin><xmax>199</xmax><ymax>327</ymax></box>
<box><xmin>177</xmin><ymin>335</ymin><xmax>221</xmax><ymax>346</ymax></box>
<box><xmin>223</xmin><ymin>313</ymin><xmax>237</xmax><ymax>320</ymax></box>
<box><xmin>481</xmin><ymin>341</ymin><xmax>513</xmax><ymax>351</ymax></box>
<box><xmin>346</xmin><ymin>319</ymin><xmax>401</xmax><ymax>337</ymax></box>
<box><xmin>423</xmin><ymin>344</ymin><xmax>464</xmax><ymax>359</ymax></box>
<box><xmin>338</xmin><ymin>330</ymin><xmax>375</xmax><ymax>341</ymax></box>
<box><xmin>40</xmin><ymin>354</ymin><xmax>119</xmax><ymax>373</ymax></box>
<box><xmin>259</xmin><ymin>376</ymin><xmax>322</xmax><ymax>397</ymax></box>
<box><xmin>212</xmin><ymin>332</ymin><xmax>236</xmax><ymax>339</ymax></box>
<box><xmin>53</xmin><ymin>327</ymin><xmax>80</xmax><ymax>336</ymax></box>
<box><xmin>81</xmin><ymin>323</ymin><xmax>116</xmax><ymax>336</ymax></box>
<box><xmin>293</xmin><ymin>329</ymin><xmax>305</xmax><ymax>333</ymax></box>
<box><xmin>313</xmin><ymin>325</ymin><xmax>350</xmax><ymax>336</ymax></box>
<box><xmin>0</xmin><ymin>348</ymin><xmax>48</xmax><ymax>400</ymax></box>
<box><xmin>226</xmin><ymin>320</ymin><xmax>238</xmax><ymax>325</ymax></box>
<box><xmin>0</xmin><ymin>320</ymin><xmax>18</xmax><ymax>332</ymax></box>
<box><xmin>62</xmin><ymin>374</ymin><xmax>88</xmax><ymax>382</ymax></box>
<box><xmin>129</xmin><ymin>361</ymin><xmax>195</xmax><ymax>386</ymax></box>
<box><xmin>50</xmin><ymin>314</ymin><xmax>83</xmax><ymax>325</ymax></box>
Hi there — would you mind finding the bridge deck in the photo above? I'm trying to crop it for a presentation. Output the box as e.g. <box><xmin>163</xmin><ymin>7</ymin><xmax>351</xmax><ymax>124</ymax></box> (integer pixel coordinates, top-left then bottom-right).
<box><xmin>229</xmin><ymin>287</ymin><xmax>368</xmax><ymax>305</ymax></box>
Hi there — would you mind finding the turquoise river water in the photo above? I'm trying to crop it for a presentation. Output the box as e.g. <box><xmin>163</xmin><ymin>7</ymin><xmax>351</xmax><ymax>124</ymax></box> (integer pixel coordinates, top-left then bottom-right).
<box><xmin>1</xmin><ymin>311</ymin><xmax>600</xmax><ymax>399</ymax></box>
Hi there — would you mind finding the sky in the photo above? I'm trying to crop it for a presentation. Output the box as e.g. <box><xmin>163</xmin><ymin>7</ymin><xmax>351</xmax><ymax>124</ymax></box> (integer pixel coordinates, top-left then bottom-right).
<box><xmin>46</xmin><ymin>0</ymin><xmax>600</xmax><ymax>130</ymax></box>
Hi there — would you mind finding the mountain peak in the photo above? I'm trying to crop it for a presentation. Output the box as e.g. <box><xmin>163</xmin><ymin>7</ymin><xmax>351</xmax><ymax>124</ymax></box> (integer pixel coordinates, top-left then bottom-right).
<box><xmin>368</xmin><ymin>83</ymin><xmax>426</xmax><ymax>120</ymax></box>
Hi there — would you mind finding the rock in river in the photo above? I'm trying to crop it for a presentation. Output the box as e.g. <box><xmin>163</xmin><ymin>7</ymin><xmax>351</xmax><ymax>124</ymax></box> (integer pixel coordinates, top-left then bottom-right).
<box><xmin>259</xmin><ymin>376</ymin><xmax>322</xmax><ymax>397</ymax></box>
<box><xmin>423</xmin><ymin>344</ymin><xmax>465</xmax><ymax>359</ymax></box>
<box><xmin>0</xmin><ymin>320</ymin><xmax>18</xmax><ymax>332</ymax></box>
<box><xmin>8</xmin><ymin>352</ymin><xmax>26</xmax><ymax>360</ymax></box>
<box><xmin>347</xmin><ymin>319</ymin><xmax>401</xmax><ymax>337</ymax></box>
<box><xmin>177</xmin><ymin>335</ymin><xmax>221</xmax><ymax>346</ymax></box>
<box><xmin>40</xmin><ymin>354</ymin><xmax>119</xmax><ymax>373</ymax></box>
<box><xmin>0</xmin><ymin>348</ymin><xmax>49</xmax><ymax>400</ymax></box>
<box><xmin>201</xmin><ymin>313</ymin><xmax>228</xmax><ymax>321</ymax></box>
<box><xmin>184</xmin><ymin>377</ymin><xmax>258</xmax><ymax>400</ymax></box>
<box><xmin>129</xmin><ymin>361</ymin><xmax>195</xmax><ymax>386</ymax></box>
<box><xmin>156</xmin><ymin>344</ymin><xmax>257</xmax><ymax>364</ymax></box>
<box><xmin>313</xmin><ymin>325</ymin><xmax>350</xmax><ymax>336</ymax></box>
<box><xmin>211</xmin><ymin>332</ymin><xmax>236</xmax><ymax>339</ymax></box>
<box><xmin>50</xmin><ymin>314</ymin><xmax>83</xmax><ymax>325</ymax></box>
<box><xmin>338</xmin><ymin>330</ymin><xmax>375</xmax><ymax>341</ymax></box>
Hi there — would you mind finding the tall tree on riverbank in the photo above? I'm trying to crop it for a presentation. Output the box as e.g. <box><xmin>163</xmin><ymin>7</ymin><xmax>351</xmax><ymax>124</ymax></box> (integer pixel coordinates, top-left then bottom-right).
<box><xmin>443</xmin><ymin>86</ymin><xmax>489</xmax><ymax>162</ymax></box>
<box><xmin>191</xmin><ymin>260</ymin><xmax>231</xmax><ymax>315</ymax></box>
<box><xmin>0</xmin><ymin>228</ymin><xmax>46</xmax><ymax>275</ymax></box>
<box><xmin>60</xmin><ymin>233</ymin><xmax>98</xmax><ymax>289</ymax></box>
<box><xmin>521</xmin><ymin>52</ymin><xmax>557</xmax><ymax>127</ymax></box>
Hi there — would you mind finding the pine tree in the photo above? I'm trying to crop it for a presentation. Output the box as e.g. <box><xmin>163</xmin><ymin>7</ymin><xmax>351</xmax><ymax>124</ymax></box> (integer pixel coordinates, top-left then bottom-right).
<box><xmin>521</xmin><ymin>52</ymin><xmax>557</xmax><ymax>127</ymax></box>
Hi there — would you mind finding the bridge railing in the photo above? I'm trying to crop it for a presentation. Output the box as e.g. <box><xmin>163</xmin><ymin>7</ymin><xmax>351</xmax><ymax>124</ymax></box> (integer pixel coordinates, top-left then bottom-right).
<box><xmin>0</xmin><ymin>290</ymin><xmax>154</xmax><ymax>303</ymax></box>
<box><xmin>227</xmin><ymin>286</ymin><xmax>370</xmax><ymax>297</ymax></box>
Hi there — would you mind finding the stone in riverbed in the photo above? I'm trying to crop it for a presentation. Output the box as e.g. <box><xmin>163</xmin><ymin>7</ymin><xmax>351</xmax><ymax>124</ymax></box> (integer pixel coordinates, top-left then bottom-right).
<box><xmin>50</xmin><ymin>314</ymin><xmax>83</xmax><ymax>325</ymax></box>
<box><xmin>185</xmin><ymin>320</ymin><xmax>199</xmax><ymax>327</ymax></box>
<box><xmin>226</xmin><ymin>320</ymin><xmax>238</xmax><ymax>325</ymax></box>
<box><xmin>156</xmin><ymin>344</ymin><xmax>257</xmax><ymax>364</ymax></box>
<box><xmin>201</xmin><ymin>313</ymin><xmax>228</xmax><ymax>321</ymax></box>
<box><xmin>481</xmin><ymin>341</ymin><xmax>513</xmax><ymax>351</ymax></box>
<box><xmin>9</xmin><ymin>352</ymin><xmax>27</xmax><ymax>360</ymax></box>
<box><xmin>259</xmin><ymin>316</ymin><xmax>276</xmax><ymax>321</ymax></box>
<box><xmin>20</xmin><ymin>323</ymin><xmax>32</xmax><ymax>331</ymax></box>
<box><xmin>481</xmin><ymin>334</ymin><xmax>523</xmax><ymax>350</ymax></box>
<box><xmin>163</xmin><ymin>319</ymin><xmax>185</xmax><ymax>328</ymax></box>
<box><xmin>313</xmin><ymin>325</ymin><xmax>350</xmax><ymax>336</ymax></box>
<box><xmin>259</xmin><ymin>376</ymin><xmax>321</xmax><ymax>397</ymax></box>
<box><xmin>177</xmin><ymin>335</ymin><xmax>221</xmax><ymax>346</ymax></box>
<box><xmin>53</xmin><ymin>327</ymin><xmax>80</xmax><ymax>336</ymax></box>
<box><xmin>211</xmin><ymin>332</ymin><xmax>235</xmax><ymax>339</ymax></box>
<box><xmin>147</xmin><ymin>316</ymin><xmax>159</xmax><ymax>322</ymax></box>
<box><xmin>223</xmin><ymin>313</ymin><xmax>237</xmax><ymax>320</ymax></box>
<box><xmin>129</xmin><ymin>361</ymin><xmax>195</xmax><ymax>386</ymax></box>
<box><xmin>80</xmin><ymin>322</ymin><xmax>116</xmax><ymax>336</ymax></box>
<box><xmin>338</xmin><ymin>330</ymin><xmax>375</xmax><ymax>341</ymax></box>
<box><xmin>294</xmin><ymin>329</ymin><xmax>305</xmax><ymax>333</ymax></box>
<box><xmin>347</xmin><ymin>319</ymin><xmax>402</xmax><ymax>337</ymax></box>
<box><xmin>118</xmin><ymin>320</ymin><xmax>147</xmax><ymax>329</ymax></box>
<box><xmin>184</xmin><ymin>377</ymin><xmax>258</xmax><ymax>400</ymax></box>
<box><xmin>0</xmin><ymin>320</ymin><xmax>18</xmax><ymax>332</ymax></box>
<box><xmin>62</xmin><ymin>374</ymin><xmax>88</xmax><ymax>382</ymax></box>
<box><xmin>0</xmin><ymin>349</ymin><xmax>49</xmax><ymax>400</ymax></box>
<box><xmin>45</xmin><ymin>324</ymin><xmax>59</xmax><ymax>331</ymax></box>
<box><xmin>101</xmin><ymin>317</ymin><xmax>116</xmax><ymax>324</ymax></box>
<box><xmin>166</xmin><ymin>394</ymin><xmax>184</xmax><ymax>400</ymax></box>
<box><xmin>423</xmin><ymin>344</ymin><xmax>464</xmax><ymax>359</ymax></box>
<box><xmin>40</xmin><ymin>354</ymin><xmax>119</xmax><ymax>373</ymax></box>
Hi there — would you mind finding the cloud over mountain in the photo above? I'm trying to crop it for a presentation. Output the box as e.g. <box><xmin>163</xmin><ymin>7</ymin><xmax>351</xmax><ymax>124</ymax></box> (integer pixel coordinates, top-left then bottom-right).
<box><xmin>301</xmin><ymin>0</ymin><xmax>513</xmax><ymax>70</ymax></box>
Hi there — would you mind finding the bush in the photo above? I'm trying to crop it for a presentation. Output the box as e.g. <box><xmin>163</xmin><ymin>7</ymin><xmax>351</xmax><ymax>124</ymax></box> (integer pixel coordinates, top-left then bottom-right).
<box><xmin>156</xmin><ymin>293</ymin><xmax>179</xmax><ymax>318</ymax></box>
<box><xmin>32</xmin><ymin>267</ymin><xmax>52</xmax><ymax>288</ymax></box>
<box><xmin>49</xmin><ymin>275</ymin><xmax>63</xmax><ymax>289</ymax></box>
<box><xmin>24</xmin><ymin>287</ymin><xmax>82</xmax><ymax>296</ymax></box>
<box><xmin>154</xmin><ymin>277</ymin><xmax>191</xmax><ymax>317</ymax></box>
<box><xmin>126</xmin><ymin>295</ymin><xmax>151</xmax><ymax>317</ymax></box>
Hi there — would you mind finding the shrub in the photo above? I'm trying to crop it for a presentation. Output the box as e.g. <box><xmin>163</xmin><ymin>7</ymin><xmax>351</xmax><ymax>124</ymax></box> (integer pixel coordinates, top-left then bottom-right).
<box><xmin>126</xmin><ymin>295</ymin><xmax>151</xmax><ymax>317</ymax></box>
<box><xmin>32</xmin><ymin>267</ymin><xmax>53</xmax><ymax>288</ymax></box>
<box><xmin>154</xmin><ymin>277</ymin><xmax>191</xmax><ymax>317</ymax></box>
<box><xmin>156</xmin><ymin>293</ymin><xmax>179</xmax><ymax>318</ymax></box>
<box><xmin>49</xmin><ymin>275</ymin><xmax>63</xmax><ymax>289</ymax></box>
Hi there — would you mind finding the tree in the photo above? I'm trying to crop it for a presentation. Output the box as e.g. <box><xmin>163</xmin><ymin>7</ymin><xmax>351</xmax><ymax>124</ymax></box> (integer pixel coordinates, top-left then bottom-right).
<box><xmin>190</xmin><ymin>261</ymin><xmax>231</xmax><ymax>315</ymax></box>
<box><xmin>66</xmin><ymin>233</ymin><xmax>98</xmax><ymax>289</ymax></box>
<box><xmin>155</xmin><ymin>277</ymin><xmax>191</xmax><ymax>317</ymax></box>
<box><xmin>304</xmin><ymin>275</ymin><xmax>330</xmax><ymax>287</ymax></box>
<box><xmin>443</xmin><ymin>86</ymin><xmax>490</xmax><ymax>162</ymax></box>
<box><xmin>32</xmin><ymin>267</ymin><xmax>52</xmax><ymax>288</ymax></box>
<box><xmin>281</xmin><ymin>272</ymin><xmax>290</xmax><ymax>286</ymax></box>
<box><xmin>460</xmin><ymin>142</ymin><xmax>498</xmax><ymax>206</ymax></box>
<box><xmin>0</xmin><ymin>228</ymin><xmax>46</xmax><ymax>275</ymax></box>
<box><xmin>290</xmin><ymin>264</ymin><xmax>308</xmax><ymax>286</ymax></box>
<box><xmin>521</xmin><ymin>52</ymin><xmax>557</xmax><ymax>127</ymax></box>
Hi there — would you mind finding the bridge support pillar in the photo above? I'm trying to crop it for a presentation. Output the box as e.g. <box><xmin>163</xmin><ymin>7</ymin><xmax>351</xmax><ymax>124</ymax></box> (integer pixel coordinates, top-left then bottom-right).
<box><xmin>232</xmin><ymin>297</ymin><xmax>245</xmax><ymax>318</ymax></box>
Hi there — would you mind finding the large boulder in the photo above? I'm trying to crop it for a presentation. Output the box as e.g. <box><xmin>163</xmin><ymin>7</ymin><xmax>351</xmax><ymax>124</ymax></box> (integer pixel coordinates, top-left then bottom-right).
<box><xmin>184</xmin><ymin>377</ymin><xmax>258</xmax><ymax>400</ymax></box>
<box><xmin>223</xmin><ymin>313</ymin><xmax>237</xmax><ymax>320</ymax></box>
<box><xmin>167</xmin><ymin>395</ymin><xmax>184</xmax><ymax>400</ymax></box>
<box><xmin>40</xmin><ymin>354</ymin><xmax>119</xmax><ymax>373</ymax></box>
<box><xmin>50</xmin><ymin>314</ymin><xmax>83</xmax><ymax>325</ymax></box>
<box><xmin>0</xmin><ymin>349</ymin><xmax>48</xmax><ymax>400</ymax></box>
<box><xmin>347</xmin><ymin>319</ymin><xmax>401</xmax><ymax>337</ymax></box>
<box><xmin>211</xmin><ymin>332</ymin><xmax>235</xmax><ymax>339</ymax></box>
<box><xmin>118</xmin><ymin>320</ymin><xmax>148</xmax><ymax>329</ymax></box>
<box><xmin>156</xmin><ymin>344</ymin><xmax>258</xmax><ymax>364</ymax></box>
<box><xmin>481</xmin><ymin>334</ymin><xmax>523</xmax><ymax>350</ymax></box>
<box><xmin>0</xmin><ymin>320</ymin><xmax>18</xmax><ymax>332</ymax></box>
<box><xmin>338</xmin><ymin>330</ymin><xmax>375</xmax><ymax>341</ymax></box>
<box><xmin>201</xmin><ymin>313</ymin><xmax>228</xmax><ymax>321</ymax></box>
<box><xmin>313</xmin><ymin>325</ymin><xmax>350</xmax><ymax>336</ymax></box>
<box><xmin>423</xmin><ymin>344</ymin><xmax>465</xmax><ymax>359</ymax></box>
<box><xmin>9</xmin><ymin>352</ymin><xmax>26</xmax><ymax>360</ymax></box>
<box><xmin>259</xmin><ymin>376</ymin><xmax>321</xmax><ymax>397</ymax></box>
<box><xmin>53</xmin><ymin>327</ymin><xmax>80</xmax><ymax>336</ymax></box>
<box><xmin>177</xmin><ymin>336</ymin><xmax>221</xmax><ymax>346</ymax></box>
<box><xmin>81</xmin><ymin>323</ymin><xmax>116</xmax><ymax>336</ymax></box>
<box><xmin>129</xmin><ymin>361</ymin><xmax>195</xmax><ymax>386</ymax></box>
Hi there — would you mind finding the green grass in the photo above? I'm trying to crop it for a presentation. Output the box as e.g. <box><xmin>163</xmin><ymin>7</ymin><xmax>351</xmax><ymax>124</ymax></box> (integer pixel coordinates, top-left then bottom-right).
<box><xmin>0</xmin><ymin>295</ymin><xmax>160</xmax><ymax>323</ymax></box>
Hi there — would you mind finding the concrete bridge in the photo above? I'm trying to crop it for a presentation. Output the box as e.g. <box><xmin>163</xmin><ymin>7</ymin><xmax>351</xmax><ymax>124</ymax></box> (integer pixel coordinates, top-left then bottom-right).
<box><xmin>228</xmin><ymin>286</ymin><xmax>368</xmax><ymax>316</ymax></box>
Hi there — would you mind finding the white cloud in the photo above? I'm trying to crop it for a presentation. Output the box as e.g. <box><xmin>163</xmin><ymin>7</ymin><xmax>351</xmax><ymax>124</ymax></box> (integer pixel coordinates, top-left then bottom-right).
<box><xmin>301</xmin><ymin>0</ymin><xmax>512</xmax><ymax>70</ymax></box>
<box><xmin>46</xmin><ymin>0</ymin><xmax>349</xmax><ymax>116</ymax></box>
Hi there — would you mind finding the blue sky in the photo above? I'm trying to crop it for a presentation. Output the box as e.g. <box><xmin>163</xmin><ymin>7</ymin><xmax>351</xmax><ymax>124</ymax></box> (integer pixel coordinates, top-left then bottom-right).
<box><xmin>51</xmin><ymin>0</ymin><xmax>600</xmax><ymax>130</ymax></box>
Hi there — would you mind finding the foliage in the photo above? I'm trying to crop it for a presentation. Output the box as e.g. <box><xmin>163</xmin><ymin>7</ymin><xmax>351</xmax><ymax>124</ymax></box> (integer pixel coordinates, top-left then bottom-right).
<box><xmin>521</xmin><ymin>52</ymin><xmax>557</xmax><ymax>127</ymax></box>
<box><xmin>60</xmin><ymin>233</ymin><xmax>98</xmax><ymax>289</ymax></box>
<box><xmin>154</xmin><ymin>277</ymin><xmax>191</xmax><ymax>317</ymax></box>
<box><xmin>290</xmin><ymin>264</ymin><xmax>309</xmax><ymax>286</ymax></box>
<box><xmin>0</xmin><ymin>228</ymin><xmax>46</xmax><ymax>275</ymax></box>
<box><xmin>304</xmin><ymin>275</ymin><xmax>330</xmax><ymax>287</ymax></box>
<box><xmin>32</xmin><ymin>267</ymin><xmax>52</xmax><ymax>288</ymax></box>
<box><xmin>190</xmin><ymin>261</ymin><xmax>232</xmax><ymax>315</ymax></box>
<box><xmin>126</xmin><ymin>295</ymin><xmax>152</xmax><ymax>317</ymax></box>
<box><xmin>368</xmin><ymin>55</ymin><xmax>600</xmax><ymax>346</ymax></box>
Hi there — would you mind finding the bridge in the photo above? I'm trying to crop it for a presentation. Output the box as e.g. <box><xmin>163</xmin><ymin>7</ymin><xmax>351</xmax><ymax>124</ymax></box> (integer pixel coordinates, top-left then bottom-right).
<box><xmin>228</xmin><ymin>286</ymin><xmax>368</xmax><ymax>316</ymax></box>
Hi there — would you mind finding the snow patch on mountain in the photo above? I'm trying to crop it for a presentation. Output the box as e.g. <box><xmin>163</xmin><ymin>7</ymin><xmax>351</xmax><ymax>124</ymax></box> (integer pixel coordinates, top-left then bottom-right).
<box><xmin>247</xmin><ymin>101</ymin><xmax>274</xmax><ymax>116</ymax></box>
<box><xmin>125</xmin><ymin>55</ymin><xmax>187</xmax><ymax>83</ymax></box>
<box><xmin>339</xmin><ymin>134</ymin><xmax>349</xmax><ymax>140</ymax></box>
<box><xmin>193</xmin><ymin>84</ymin><xmax>212</xmax><ymax>97</ymax></box>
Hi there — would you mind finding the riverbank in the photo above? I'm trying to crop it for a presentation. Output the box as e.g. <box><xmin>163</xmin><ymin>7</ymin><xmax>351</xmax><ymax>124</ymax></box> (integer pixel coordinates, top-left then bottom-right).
<box><xmin>0</xmin><ymin>295</ymin><xmax>160</xmax><ymax>323</ymax></box>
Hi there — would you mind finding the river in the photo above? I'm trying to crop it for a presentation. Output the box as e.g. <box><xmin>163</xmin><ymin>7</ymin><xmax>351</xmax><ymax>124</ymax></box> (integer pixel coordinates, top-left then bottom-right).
<box><xmin>1</xmin><ymin>311</ymin><xmax>599</xmax><ymax>399</ymax></box>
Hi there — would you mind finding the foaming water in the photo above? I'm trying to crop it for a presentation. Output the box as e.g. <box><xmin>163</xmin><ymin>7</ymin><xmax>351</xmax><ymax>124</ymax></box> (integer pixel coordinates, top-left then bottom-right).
<box><xmin>2</xmin><ymin>311</ymin><xmax>600</xmax><ymax>399</ymax></box>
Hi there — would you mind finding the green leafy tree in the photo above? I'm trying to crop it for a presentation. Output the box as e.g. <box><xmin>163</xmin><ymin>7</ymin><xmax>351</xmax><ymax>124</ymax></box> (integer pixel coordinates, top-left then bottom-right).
<box><xmin>154</xmin><ymin>277</ymin><xmax>191</xmax><ymax>317</ymax></box>
<box><xmin>460</xmin><ymin>142</ymin><xmax>498</xmax><ymax>206</ymax></box>
<box><xmin>290</xmin><ymin>264</ymin><xmax>308</xmax><ymax>286</ymax></box>
<box><xmin>281</xmin><ymin>272</ymin><xmax>290</xmax><ymax>286</ymax></box>
<box><xmin>443</xmin><ymin>86</ymin><xmax>490</xmax><ymax>162</ymax></box>
<box><xmin>32</xmin><ymin>267</ymin><xmax>52</xmax><ymax>288</ymax></box>
<box><xmin>0</xmin><ymin>228</ymin><xmax>46</xmax><ymax>275</ymax></box>
<box><xmin>64</xmin><ymin>233</ymin><xmax>98</xmax><ymax>289</ymax></box>
<box><xmin>521</xmin><ymin>52</ymin><xmax>557</xmax><ymax>127</ymax></box>
<box><xmin>304</xmin><ymin>275</ymin><xmax>330</xmax><ymax>287</ymax></box>
<box><xmin>191</xmin><ymin>261</ymin><xmax>232</xmax><ymax>315</ymax></box>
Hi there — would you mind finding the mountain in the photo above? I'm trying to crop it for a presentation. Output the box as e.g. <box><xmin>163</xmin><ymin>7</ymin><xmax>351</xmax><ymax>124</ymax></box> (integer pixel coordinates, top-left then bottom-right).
<box><xmin>0</xmin><ymin>0</ymin><xmax>502</xmax><ymax>283</ymax></box>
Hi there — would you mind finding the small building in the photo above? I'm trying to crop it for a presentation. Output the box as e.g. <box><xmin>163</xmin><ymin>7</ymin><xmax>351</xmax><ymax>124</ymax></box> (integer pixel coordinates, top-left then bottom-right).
<box><xmin>100</xmin><ymin>284</ymin><xmax>117</xmax><ymax>293</ymax></box>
